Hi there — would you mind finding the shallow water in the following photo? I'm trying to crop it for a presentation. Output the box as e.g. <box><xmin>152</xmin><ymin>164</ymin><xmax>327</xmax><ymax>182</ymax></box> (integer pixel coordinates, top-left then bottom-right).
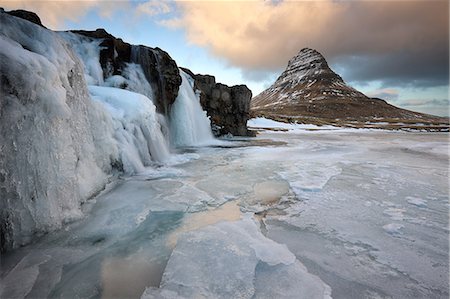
<box><xmin>1</xmin><ymin>130</ymin><xmax>448</xmax><ymax>298</ymax></box>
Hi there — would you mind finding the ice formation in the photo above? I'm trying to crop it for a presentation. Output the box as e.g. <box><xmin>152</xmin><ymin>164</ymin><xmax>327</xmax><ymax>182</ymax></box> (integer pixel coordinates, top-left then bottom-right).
<box><xmin>169</xmin><ymin>69</ymin><xmax>216</xmax><ymax>147</ymax></box>
<box><xmin>88</xmin><ymin>86</ymin><xmax>170</xmax><ymax>172</ymax></box>
<box><xmin>0</xmin><ymin>11</ymin><xmax>215</xmax><ymax>251</ymax></box>
<box><xmin>142</xmin><ymin>215</ymin><xmax>331</xmax><ymax>299</ymax></box>
<box><xmin>0</xmin><ymin>12</ymin><xmax>117</xmax><ymax>250</ymax></box>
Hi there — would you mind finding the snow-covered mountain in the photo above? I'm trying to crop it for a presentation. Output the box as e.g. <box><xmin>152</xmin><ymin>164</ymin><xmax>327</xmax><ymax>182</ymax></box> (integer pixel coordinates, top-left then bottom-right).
<box><xmin>251</xmin><ymin>48</ymin><xmax>441</xmax><ymax>122</ymax></box>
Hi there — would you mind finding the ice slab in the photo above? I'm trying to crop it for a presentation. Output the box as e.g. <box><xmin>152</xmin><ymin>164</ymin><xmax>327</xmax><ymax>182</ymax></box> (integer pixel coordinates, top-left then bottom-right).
<box><xmin>142</xmin><ymin>215</ymin><xmax>330</xmax><ymax>299</ymax></box>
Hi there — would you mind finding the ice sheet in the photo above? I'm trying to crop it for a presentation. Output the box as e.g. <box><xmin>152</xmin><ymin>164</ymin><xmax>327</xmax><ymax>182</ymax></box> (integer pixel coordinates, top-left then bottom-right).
<box><xmin>142</xmin><ymin>215</ymin><xmax>330</xmax><ymax>299</ymax></box>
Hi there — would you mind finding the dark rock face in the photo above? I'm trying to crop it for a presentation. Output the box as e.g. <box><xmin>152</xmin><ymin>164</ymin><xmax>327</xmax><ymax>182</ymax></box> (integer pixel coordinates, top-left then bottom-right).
<box><xmin>4</xmin><ymin>9</ymin><xmax>45</xmax><ymax>27</ymax></box>
<box><xmin>71</xmin><ymin>30</ymin><xmax>181</xmax><ymax>114</ymax></box>
<box><xmin>182</xmin><ymin>68</ymin><xmax>253</xmax><ymax>136</ymax></box>
<box><xmin>131</xmin><ymin>46</ymin><xmax>181</xmax><ymax>114</ymax></box>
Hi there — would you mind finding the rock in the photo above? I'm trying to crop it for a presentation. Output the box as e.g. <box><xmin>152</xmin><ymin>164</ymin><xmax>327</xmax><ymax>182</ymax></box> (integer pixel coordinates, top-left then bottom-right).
<box><xmin>70</xmin><ymin>29</ymin><xmax>132</xmax><ymax>79</ymax></box>
<box><xmin>131</xmin><ymin>46</ymin><xmax>181</xmax><ymax>114</ymax></box>
<box><xmin>4</xmin><ymin>8</ymin><xmax>45</xmax><ymax>28</ymax></box>
<box><xmin>181</xmin><ymin>68</ymin><xmax>253</xmax><ymax>136</ymax></box>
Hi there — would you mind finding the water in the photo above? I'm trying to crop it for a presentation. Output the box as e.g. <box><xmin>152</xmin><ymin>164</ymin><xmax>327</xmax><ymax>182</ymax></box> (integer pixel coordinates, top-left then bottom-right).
<box><xmin>1</xmin><ymin>129</ymin><xmax>448</xmax><ymax>298</ymax></box>
<box><xmin>169</xmin><ymin>69</ymin><xmax>216</xmax><ymax>147</ymax></box>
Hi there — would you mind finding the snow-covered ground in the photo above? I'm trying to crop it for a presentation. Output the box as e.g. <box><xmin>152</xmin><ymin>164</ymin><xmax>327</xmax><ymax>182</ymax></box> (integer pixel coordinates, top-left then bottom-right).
<box><xmin>1</xmin><ymin>123</ymin><xmax>448</xmax><ymax>298</ymax></box>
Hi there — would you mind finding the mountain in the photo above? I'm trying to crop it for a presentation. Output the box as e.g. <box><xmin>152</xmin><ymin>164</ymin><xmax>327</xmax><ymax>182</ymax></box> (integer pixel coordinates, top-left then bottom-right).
<box><xmin>251</xmin><ymin>48</ymin><xmax>448</xmax><ymax>130</ymax></box>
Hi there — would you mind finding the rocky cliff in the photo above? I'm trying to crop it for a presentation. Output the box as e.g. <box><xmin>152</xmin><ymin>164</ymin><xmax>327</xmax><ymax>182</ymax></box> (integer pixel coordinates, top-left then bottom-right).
<box><xmin>181</xmin><ymin>68</ymin><xmax>253</xmax><ymax>136</ymax></box>
<box><xmin>251</xmin><ymin>48</ymin><xmax>445</xmax><ymax>126</ymax></box>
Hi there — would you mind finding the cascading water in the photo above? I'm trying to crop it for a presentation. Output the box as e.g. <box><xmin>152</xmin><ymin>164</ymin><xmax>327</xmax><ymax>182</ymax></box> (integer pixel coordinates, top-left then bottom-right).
<box><xmin>169</xmin><ymin>69</ymin><xmax>216</xmax><ymax>147</ymax></box>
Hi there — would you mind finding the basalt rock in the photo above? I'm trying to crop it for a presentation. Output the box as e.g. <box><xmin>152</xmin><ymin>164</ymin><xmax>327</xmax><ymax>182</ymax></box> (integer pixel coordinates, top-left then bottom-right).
<box><xmin>181</xmin><ymin>68</ymin><xmax>253</xmax><ymax>136</ymax></box>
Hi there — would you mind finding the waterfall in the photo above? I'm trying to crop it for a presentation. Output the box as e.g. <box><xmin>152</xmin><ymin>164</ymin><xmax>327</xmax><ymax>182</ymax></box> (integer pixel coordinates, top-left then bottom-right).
<box><xmin>170</xmin><ymin>69</ymin><xmax>216</xmax><ymax>147</ymax></box>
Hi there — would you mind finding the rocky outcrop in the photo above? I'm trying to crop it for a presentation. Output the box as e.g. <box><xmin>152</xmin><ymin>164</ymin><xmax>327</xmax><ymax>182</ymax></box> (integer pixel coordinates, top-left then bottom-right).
<box><xmin>251</xmin><ymin>48</ymin><xmax>431</xmax><ymax>120</ymax></box>
<box><xmin>130</xmin><ymin>46</ymin><xmax>182</xmax><ymax>115</ymax></box>
<box><xmin>182</xmin><ymin>68</ymin><xmax>253</xmax><ymax>136</ymax></box>
<box><xmin>71</xmin><ymin>29</ymin><xmax>181</xmax><ymax>114</ymax></box>
<box><xmin>3</xmin><ymin>8</ymin><xmax>45</xmax><ymax>27</ymax></box>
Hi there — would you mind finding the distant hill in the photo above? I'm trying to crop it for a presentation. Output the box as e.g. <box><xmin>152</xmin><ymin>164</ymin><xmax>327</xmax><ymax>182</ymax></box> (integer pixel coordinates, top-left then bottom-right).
<box><xmin>251</xmin><ymin>48</ymin><xmax>448</xmax><ymax>131</ymax></box>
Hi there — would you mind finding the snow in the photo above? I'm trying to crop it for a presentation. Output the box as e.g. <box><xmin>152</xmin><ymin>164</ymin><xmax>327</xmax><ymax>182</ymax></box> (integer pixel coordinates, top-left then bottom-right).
<box><xmin>248</xmin><ymin>117</ymin><xmax>340</xmax><ymax>131</ymax></box>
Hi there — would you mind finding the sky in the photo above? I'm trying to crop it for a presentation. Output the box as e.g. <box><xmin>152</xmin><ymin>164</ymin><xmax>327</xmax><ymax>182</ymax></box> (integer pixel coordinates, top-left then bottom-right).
<box><xmin>1</xmin><ymin>0</ymin><xmax>449</xmax><ymax>117</ymax></box>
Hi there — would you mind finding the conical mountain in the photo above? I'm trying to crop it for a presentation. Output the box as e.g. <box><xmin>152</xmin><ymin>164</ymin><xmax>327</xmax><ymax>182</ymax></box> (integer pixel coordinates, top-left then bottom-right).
<box><xmin>251</xmin><ymin>48</ymin><xmax>426</xmax><ymax>120</ymax></box>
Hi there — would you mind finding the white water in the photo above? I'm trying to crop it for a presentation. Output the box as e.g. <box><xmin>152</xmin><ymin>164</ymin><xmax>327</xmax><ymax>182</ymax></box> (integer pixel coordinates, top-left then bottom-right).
<box><xmin>170</xmin><ymin>69</ymin><xmax>216</xmax><ymax>147</ymax></box>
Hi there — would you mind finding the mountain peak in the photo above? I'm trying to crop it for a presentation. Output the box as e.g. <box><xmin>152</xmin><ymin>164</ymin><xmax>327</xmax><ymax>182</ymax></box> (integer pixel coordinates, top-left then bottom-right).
<box><xmin>250</xmin><ymin>48</ymin><xmax>394</xmax><ymax>118</ymax></box>
<box><xmin>275</xmin><ymin>47</ymin><xmax>343</xmax><ymax>87</ymax></box>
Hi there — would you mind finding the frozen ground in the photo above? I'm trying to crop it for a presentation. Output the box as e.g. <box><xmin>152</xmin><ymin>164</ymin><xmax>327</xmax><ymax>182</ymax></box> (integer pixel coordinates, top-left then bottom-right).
<box><xmin>1</xmin><ymin>123</ymin><xmax>448</xmax><ymax>298</ymax></box>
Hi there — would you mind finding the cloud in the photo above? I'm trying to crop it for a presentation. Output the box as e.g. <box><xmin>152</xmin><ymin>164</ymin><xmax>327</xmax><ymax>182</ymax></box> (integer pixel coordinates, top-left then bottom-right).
<box><xmin>0</xmin><ymin>0</ymin><xmax>106</xmax><ymax>29</ymax></box>
<box><xmin>367</xmin><ymin>88</ymin><xmax>399</xmax><ymax>101</ymax></box>
<box><xmin>401</xmin><ymin>98</ymin><xmax>449</xmax><ymax>107</ymax></box>
<box><xmin>333</xmin><ymin>49</ymin><xmax>449</xmax><ymax>88</ymax></box>
<box><xmin>136</xmin><ymin>1</ymin><xmax>171</xmax><ymax>17</ymax></box>
<box><xmin>167</xmin><ymin>0</ymin><xmax>448</xmax><ymax>87</ymax></box>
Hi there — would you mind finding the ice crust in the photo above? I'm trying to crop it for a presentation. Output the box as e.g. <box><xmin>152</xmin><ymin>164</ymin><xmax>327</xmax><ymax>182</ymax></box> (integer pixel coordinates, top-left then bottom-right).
<box><xmin>142</xmin><ymin>215</ymin><xmax>331</xmax><ymax>299</ymax></box>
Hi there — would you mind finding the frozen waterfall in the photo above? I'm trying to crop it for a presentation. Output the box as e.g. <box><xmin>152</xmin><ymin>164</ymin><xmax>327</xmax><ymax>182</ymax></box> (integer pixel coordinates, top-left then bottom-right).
<box><xmin>88</xmin><ymin>86</ymin><xmax>171</xmax><ymax>172</ymax></box>
<box><xmin>170</xmin><ymin>70</ymin><xmax>216</xmax><ymax>147</ymax></box>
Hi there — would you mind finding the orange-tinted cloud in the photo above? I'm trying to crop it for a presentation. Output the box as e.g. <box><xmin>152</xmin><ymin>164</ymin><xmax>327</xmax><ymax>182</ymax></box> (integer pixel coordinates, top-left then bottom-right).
<box><xmin>0</xmin><ymin>0</ymin><xmax>97</xmax><ymax>29</ymax></box>
<box><xmin>0</xmin><ymin>0</ymin><xmax>128</xmax><ymax>29</ymax></box>
<box><xmin>168</xmin><ymin>0</ymin><xmax>448</xmax><ymax>84</ymax></box>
